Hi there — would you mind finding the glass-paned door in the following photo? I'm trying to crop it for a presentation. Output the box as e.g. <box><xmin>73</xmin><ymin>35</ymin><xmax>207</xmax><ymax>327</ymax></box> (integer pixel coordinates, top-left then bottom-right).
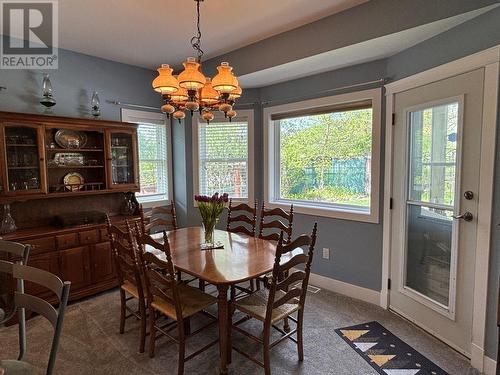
<box><xmin>2</xmin><ymin>123</ymin><xmax>46</xmax><ymax>194</ymax></box>
<box><xmin>390</xmin><ymin>69</ymin><xmax>483</xmax><ymax>356</ymax></box>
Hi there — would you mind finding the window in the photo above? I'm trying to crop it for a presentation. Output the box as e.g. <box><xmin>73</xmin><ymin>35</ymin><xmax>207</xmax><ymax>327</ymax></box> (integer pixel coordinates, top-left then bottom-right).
<box><xmin>121</xmin><ymin>109</ymin><xmax>171</xmax><ymax>206</ymax></box>
<box><xmin>193</xmin><ymin>109</ymin><xmax>254</xmax><ymax>201</ymax></box>
<box><xmin>264</xmin><ymin>89</ymin><xmax>381</xmax><ymax>222</ymax></box>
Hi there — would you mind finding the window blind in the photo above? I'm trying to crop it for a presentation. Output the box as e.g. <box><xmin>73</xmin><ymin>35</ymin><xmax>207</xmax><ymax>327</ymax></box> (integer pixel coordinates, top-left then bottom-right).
<box><xmin>137</xmin><ymin>122</ymin><xmax>168</xmax><ymax>200</ymax></box>
<box><xmin>198</xmin><ymin>119</ymin><xmax>248</xmax><ymax>198</ymax></box>
<box><xmin>271</xmin><ymin>99</ymin><xmax>372</xmax><ymax>121</ymax></box>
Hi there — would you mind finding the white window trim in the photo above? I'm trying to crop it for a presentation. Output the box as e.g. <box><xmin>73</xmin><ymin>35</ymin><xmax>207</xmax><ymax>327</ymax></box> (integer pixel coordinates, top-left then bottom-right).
<box><xmin>192</xmin><ymin>109</ymin><xmax>255</xmax><ymax>205</ymax></box>
<box><xmin>263</xmin><ymin>88</ymin><xmax>382</xmax><ymax>223</ymax></box>
<box><xmin>121</xmin><ymin>108</ymin><xmax>173</xmax><ymax>208</ymax></box>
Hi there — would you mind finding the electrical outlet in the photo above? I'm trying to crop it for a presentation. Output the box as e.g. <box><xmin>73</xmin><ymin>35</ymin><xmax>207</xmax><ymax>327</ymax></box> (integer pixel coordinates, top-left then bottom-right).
<box><xmin>322</xmin><ymin>247</ymin><xmax>330</xmax><ymax>260</ymax></box>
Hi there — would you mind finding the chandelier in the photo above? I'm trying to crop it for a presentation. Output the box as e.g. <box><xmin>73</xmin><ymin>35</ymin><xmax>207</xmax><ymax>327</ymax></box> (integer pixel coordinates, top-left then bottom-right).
<box><xmin>152</xmin><ymin>0</ymin><xmax>242</xmax><ymax>124</ymax></box>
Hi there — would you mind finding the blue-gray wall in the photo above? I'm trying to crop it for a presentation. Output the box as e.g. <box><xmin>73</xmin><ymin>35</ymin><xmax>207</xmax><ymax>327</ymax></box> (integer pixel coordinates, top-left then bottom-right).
<box><xmin>0</xmin><ymin>38</ymin><xmax>160</xmax><ymax>120</ymax></box>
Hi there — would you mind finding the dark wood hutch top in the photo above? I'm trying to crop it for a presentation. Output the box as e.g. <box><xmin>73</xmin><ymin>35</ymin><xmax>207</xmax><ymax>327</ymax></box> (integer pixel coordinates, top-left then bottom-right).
<box><xmin>0</xmin><ymin>111</ymin><xmax>138</xmax><ymax>129</ymax></box>
<box><xmin>0</xmin><ymin>111</ymin><xmax>140</xmax><ymax>204</ymax></box>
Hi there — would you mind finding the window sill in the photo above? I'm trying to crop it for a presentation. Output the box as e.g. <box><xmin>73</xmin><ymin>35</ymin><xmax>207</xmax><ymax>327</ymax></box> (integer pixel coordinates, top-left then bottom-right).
<box><xmin>267</xmin><ymin>199</ymin><xmax>379</xmax><ymax>223</ymax></box>
<box><xmin>193</xmin><ymin>197</ymin><xmax>251</xmax><ymax>208</ymax></box>
<box><xmin>137</xmin><ymin>196</ymin><xmax>169</xmax><ymax>209</ymax></box>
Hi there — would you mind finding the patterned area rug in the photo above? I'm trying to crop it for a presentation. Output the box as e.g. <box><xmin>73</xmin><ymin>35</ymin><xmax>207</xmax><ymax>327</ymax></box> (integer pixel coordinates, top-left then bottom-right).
<box><xmin>335</xmin><ymin>321</ymin><xmax>449</xmax><ymax>375</ymax></box>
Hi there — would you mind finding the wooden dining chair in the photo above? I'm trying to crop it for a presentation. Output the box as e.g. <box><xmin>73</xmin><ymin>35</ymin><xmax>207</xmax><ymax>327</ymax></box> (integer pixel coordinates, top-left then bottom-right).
<box><xmin>139</xmin><ymin>202</ymin><xmax>193</xmax><ymax>283</ymax></box>
<box><xmin>226</xmin><ymin>200</ymin><xmax>259</xmax><ymax>298</ymax></box>
<box><xmin>229</xmin><ymin>223</ymin><xmax>318</xmax><ymax>375</ymax></box>
<box><xmin>0</xmin><ymin>240</ymin><xmax>30</xmax><ymax>361</ymax></box>
<box><xmin>106</xmin><ymin>217</ymin><xmax>148</xmax><ymax>353</ymax></box>
<box><xmin>258</xmin><ymin>203</ymin><xmax>294</xmax><ymax>243</ymax></box>
<box><xmin>135</xmin><ymin>231</ymin><xmax>218</xmax><ymax>375</ymax></box>
<box><xmin>0</xmin><ymin>262</ymin><xmax>70</xmax><ymax>375</ymax></box>
<box><xmin>139</xmin><ymin>202</ymin><xmax>178</xmax><ymax>235</ymax></box>
<box><xmin>226</xmin><ymin>199</ymin><xmax>258</xmax><ymax>237</ymax></box>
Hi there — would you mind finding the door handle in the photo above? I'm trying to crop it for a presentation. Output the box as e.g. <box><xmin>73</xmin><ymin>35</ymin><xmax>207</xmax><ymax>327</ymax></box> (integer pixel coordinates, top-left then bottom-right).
<box><xmin>453</xmin><ymin>212</ymin><xmax>473</xmax><ymax>222</ymax></box>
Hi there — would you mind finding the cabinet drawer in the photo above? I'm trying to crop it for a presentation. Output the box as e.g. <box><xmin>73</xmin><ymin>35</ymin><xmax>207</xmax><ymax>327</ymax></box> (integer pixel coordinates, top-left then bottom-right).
<box><xmin>26</xmin><ymin>237</ymin><xmax>56</xmax><ymax>254</ymax></box>
<box><xmin>56</xmin><ymin>233</ymin><xmax>79</xmax><ymax>249</ymax></box>
<box><xmin>79</xmin><ymin>230</ymin><xmax>99</xmax><ymax>245</ymax></box>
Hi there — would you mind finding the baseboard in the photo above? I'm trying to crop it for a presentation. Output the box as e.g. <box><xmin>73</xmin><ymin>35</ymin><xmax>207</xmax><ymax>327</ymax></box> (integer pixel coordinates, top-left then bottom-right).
<box><xmin>483</xmin><ymin>355</ymin><xmax>497</xmax><ymax>375</ymax></box>
<box><xmin>470</xmin><ymin>342</ymin><xmax>496</xmax><ymax>375</ymax></box>
<box><xmin>308</xmin><ymin>272</ymin><xmax>380</xmax><ymax>306</ymax></box>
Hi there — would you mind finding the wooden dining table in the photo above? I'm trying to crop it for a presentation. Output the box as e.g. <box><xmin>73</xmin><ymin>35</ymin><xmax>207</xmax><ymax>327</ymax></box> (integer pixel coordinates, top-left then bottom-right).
<box><xmin>148</xmin><ymin>226</ymin><xmax>296</xmax><ymax>375</ymax></box>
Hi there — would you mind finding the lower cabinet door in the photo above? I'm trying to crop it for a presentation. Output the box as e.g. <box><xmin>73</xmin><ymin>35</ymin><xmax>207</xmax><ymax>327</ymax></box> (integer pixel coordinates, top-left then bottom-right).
<box><xmin>25</xmin><ymin>253</ymin><xmax>60</xmax><ymax>297</ymax></box>
<box><xmin>90</xmin><ymin>242</ymin><xmax>116</xmax><ymax>282</ymax></box>
<box><xmin>60</xmin><ymin>246</ymin><xmax>91</xmax><ymax>291</ymax></box>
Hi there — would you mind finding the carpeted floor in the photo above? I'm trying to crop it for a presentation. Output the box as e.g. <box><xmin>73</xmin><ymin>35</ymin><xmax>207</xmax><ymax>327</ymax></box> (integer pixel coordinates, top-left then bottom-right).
<box><xmin>0</xmin><ymin>287</ymin><xmax>479</xmax><ymax>374</ymax></box>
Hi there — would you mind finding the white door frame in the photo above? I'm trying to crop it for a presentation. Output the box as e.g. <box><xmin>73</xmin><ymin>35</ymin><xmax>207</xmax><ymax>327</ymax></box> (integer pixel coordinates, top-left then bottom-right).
<box><xmin>381</xmin><ymin>45</ymin><xmax>500</xmax><ymax>373</ymax></box>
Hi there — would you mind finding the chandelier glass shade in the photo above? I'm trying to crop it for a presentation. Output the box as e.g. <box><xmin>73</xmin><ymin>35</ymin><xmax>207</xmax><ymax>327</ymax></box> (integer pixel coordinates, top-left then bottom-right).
<box><xmin>151</xmin><ymin>0</ymin><xmax>242</xmax><ymax>123</ymax></box>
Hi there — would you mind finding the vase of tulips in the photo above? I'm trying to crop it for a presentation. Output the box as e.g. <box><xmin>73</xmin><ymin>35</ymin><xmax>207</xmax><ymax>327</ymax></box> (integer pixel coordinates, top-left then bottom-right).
<box><xmin>195</xmin><ymin>192</ymin><xmax>229</xmax><ymax>248</ymax></box>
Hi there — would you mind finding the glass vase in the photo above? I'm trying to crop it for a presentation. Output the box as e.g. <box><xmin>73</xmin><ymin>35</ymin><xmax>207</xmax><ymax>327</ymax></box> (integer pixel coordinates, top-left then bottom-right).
<box><xmin>201</xmin><ymin>219</ymin><xmax>218</xmax><ymax>249</ymax></box>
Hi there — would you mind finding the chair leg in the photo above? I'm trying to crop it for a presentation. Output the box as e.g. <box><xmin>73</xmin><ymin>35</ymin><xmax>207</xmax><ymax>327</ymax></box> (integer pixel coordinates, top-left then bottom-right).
<box><xmin>263</xmin><ymin>325</ymin><xmax>271</xmax><ymax>375</ymax></box>
<box><xmin>283</xmin><ymin>317</ymin><xmax>290</xmax><ymax>333</ymax></box>
<box><xmin>149</xmin><ymin>308</ymin><xmax>156</xmax><ymax>358</ymax></box>
<box><xmin>250</xmin><ymin>279</ymin><xmax>255</xmax><ymax>292</ymax></box>
<box><xmin>178</xmin><ymin>322</ymin><xmax>186</xmax><ymax>375</ymax></box>
<box><xmin>297</xmin><ymin>310</ymin><xmax>304</xmax><ymax>362</ymax></box>
<box><xmin>119</xmin><ymin>289</ymin><xmax>126</xmax><ymax>334</ymax></box>
<box><xmin>199</xmin><ymin>279</ymin><xmax>205</xmax><ymax>292</ymax></box>
<box><xmin>139</xmin><ymin>298</ymin><xmax>147</xmax><ymax>353</ymax></box>
<box><xmin>183</xmin><ymin>317</ymin><xmax>191</xmax><ymax>336</ymax></box>
<box><xmin>177</xmin><ymin>270</ymin><xmax>182</xmax><ymax>281</ymax></box>
<box><xmin>230</xmin><ymin>285</ymin><xmax>236</xmax><ymax>300</ymax></box>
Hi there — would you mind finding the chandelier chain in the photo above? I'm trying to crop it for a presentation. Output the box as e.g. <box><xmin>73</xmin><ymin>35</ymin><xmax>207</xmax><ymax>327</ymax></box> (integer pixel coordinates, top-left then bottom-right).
<box><xmin>190</xmin><ymin>0</ymin><xmax>204</xmax><ymax>62</ymax></box>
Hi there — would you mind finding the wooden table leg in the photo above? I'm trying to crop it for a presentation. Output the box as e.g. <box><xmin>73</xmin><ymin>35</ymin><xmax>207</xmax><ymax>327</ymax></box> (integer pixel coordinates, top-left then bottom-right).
<box><xmin>217</xmin><ymin>284</ymin><xmax>229</xmax><ymax>375</ymax></box>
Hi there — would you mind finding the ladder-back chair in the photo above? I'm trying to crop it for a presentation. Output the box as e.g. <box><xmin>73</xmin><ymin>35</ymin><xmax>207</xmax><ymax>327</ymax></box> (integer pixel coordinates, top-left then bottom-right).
<box><xmin>0</xmin><ymin>240</ymin><xmax>30</xmax><ymax>360</ymax></box>
<box><xmin>226</xmin><ymin>199</ymin><xmax>258</xmax><ymax>237</ymax></box>
<box><xmin>135</xmin><ymin>231</ymin><xmax>218</xmax><ymax>375</ymax></box>
<box><xmin>258</xmin><ymin>203</ymin><xmax>294</xmax><ymax>243</ymax></box>
<box><xmin>139</xmin><ymin>202</ymin><xmax>177</xmax><ymax>235</ymax></box>
<box><xmin>0</xmin><ymin>262</ymin><xmax>70</xmax><ymax>375</ymax></box>
<box><xmin>230</xmin><ymin>223</ymin><xmax>318</xmax><ymax>375</ymax></box>
<box><xmin>106</xmin><ymin>217</ymin><xmax>147</xmax><ymax>353</ymax></box>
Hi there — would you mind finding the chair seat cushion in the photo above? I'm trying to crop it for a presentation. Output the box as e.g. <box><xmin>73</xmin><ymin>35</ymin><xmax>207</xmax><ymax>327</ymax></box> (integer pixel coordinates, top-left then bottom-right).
<box><xmin>151</xmin><ymin>283</ymin><xmax>216</xmax><ymax>320</ymax></box>
<box><xmin>0</xmin><ymin>360</ymin><xmax>38</xmax><ymax>375</ymax></box>
<box><xmin>234</xmin><ymin>289</ymin><xmax>300</xmax><ymax>323</ymax></box>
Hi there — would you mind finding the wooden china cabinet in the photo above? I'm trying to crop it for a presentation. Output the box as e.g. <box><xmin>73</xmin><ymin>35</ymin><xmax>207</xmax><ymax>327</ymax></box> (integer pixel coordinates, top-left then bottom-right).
<box><xmin>0</xmin><ymin>111</ymin><xmax>141</xmax><ymax>305</ymax></box>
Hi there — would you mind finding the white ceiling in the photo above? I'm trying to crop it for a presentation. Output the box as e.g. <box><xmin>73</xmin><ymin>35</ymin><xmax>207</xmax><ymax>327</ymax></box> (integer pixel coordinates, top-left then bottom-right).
<box><xmin>57</xmin><ymin>0</ymin><xmax>368</xmax><ymax>69</ymax></box>
<box><xmin>239</xmin><ymin>5</ymin><xmax>498</xmax><ymax>88</ymax></box>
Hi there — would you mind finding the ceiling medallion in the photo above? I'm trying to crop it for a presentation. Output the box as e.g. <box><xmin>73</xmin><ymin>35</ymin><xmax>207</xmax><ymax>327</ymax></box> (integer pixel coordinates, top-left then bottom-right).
<box><xmin>152</xmin><ymin>0</ymin><xmax>242</xmax><ymax>124</ymax></box>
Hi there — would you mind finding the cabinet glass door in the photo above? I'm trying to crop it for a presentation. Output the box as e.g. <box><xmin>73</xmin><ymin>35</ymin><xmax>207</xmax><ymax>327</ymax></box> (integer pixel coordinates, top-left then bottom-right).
<box><xmin>109</xmin><ymin>131</ymin><xmax>138</xmax><ymax>188</ymax></box>
<box><xmin>3</xmin><ymin>124</ymin><xmax>45</xmax><ymax>194</ymax></box>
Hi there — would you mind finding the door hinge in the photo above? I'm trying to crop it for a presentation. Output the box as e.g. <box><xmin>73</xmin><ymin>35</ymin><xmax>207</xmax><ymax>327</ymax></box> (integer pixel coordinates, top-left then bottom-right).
<box><xmin>392</xmin><ymin>113</ymin><xmax>396</xmax><ymax>125</ymax></box>
<box><xmin>389</xmin><ymin>198</ymin><xmax>393</xmax><ymax>210</ymax></box>
<box><xmin>387</xmin><ymin>278</ymin><xmax>392</xmax><ymax>290</ymax></box>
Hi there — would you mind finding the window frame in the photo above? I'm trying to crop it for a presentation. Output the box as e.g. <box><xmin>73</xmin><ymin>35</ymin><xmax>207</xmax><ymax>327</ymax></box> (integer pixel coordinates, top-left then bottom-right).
<box><xmin>192</xmin><ymin>109</ymin><xmax>255</xmax><ymax>205</ymax></box>
<box><xmin>263</xmin><ymin>88</ymin><xmax>382</xmax><ymax>223</ymax></box>
<box><xmin>121</xmin><ymin>108</ymin><xmax>173</xmax><ymax>208</ymax></box>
